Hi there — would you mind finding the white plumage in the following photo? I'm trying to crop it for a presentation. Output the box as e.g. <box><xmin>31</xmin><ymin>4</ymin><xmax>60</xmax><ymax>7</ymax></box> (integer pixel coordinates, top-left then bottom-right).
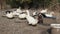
<box><xmin>12</xmin><ymin>11</ymin><xmax>20</xmax><ymax>16</ymax></box>
<box><xmin>16</xmin><ymin>7</ymin><xmax>22</xmax><ymax>13</ymax></box>
<box><xmin>18</xmin><ymin>14</ymin><xmax>26</xmax><ymax>19</ymax></box>
<box><xmin>45</xmin><ymin>14</ymin><xmax>53</xmax><ymax>17</ymax></box>
<box><xmin>12</xmin><ymin>8</ymin><xmax>27</xmax><ymax>19</ymax></box>
<box><xmin>33</xmin><ymin>11</ymin><xmax>37</xmax><ymax>16</ymax></box>
<box><xmin>5</xmin><ymin>12</ymin><xmax>14</xmax><ymax>18</ymax></box>
<box><xmin>45</xmin><ymin>12</ymin><xmax>54</xmax><ymax>17</ymax></box>
<box><xmin>18</xmin><ymin>10</ymin><xmax>27</xmax><ymax>19</ymax></box>
<box><xmin>40</xmin><ymin>9</ymin><xmax>48</xmax><ymax>13</ymax></box>
<box><xmin>4</xmin><ymin>8</ymin><xmax>27</xmax><ymax>19</ymax></box>
<box><xmin>26</xmin><ymin>15</ymin><xmax>38</xmax><ymax>25</ymax></box>
<box><xmin>12</xmin><ymin>7</ymin><xmax>22</xmax><ymax>16</ymax></box>
<box><xmin>26</xmin><ymin>10</ymin><xmax>38</xmax><ymax>25</ymax></box>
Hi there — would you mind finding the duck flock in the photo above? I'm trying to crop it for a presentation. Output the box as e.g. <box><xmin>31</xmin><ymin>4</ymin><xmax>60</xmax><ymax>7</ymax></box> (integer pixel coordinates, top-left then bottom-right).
<box><xmin>3</xmin><ymin>7</ymin><xmax>56</xmax><ymax>26</ymax></box>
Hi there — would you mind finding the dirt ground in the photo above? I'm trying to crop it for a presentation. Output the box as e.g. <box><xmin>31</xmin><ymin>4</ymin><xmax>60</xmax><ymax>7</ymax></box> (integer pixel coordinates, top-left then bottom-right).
<box><xmin>0</xmin><ymin>9</ymin><xmax>60</xmax><ymax>34</ymax></box>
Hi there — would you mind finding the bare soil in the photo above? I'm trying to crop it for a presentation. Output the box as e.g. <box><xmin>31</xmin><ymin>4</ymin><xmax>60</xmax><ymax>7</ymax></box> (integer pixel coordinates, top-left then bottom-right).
<box><xmin>0</xmin><ymin>9</ymin><xmax>60</xmax><ymax>34</ymax></box>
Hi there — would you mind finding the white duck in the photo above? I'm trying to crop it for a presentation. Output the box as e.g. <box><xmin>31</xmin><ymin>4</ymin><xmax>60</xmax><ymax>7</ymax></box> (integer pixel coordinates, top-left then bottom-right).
<box><xmin>40</xmin><ymin>9</ymin><xmax>48</xmax><ymax>13</ymax></box>
<box><xmin>16</xmin><ymin>7</ymin><xmax>22</xmax><ymax>13</ymax></box>
<box><xmin>12</xmin><ymin>7</ymin><xmax>22</xmax><ymax>16</ymax></box>
<box><xmin>18</xmin><ymin>10</ymin><xmax>27</xmax><ymax>19</ymax></box>
<box><xmin>18</xmin><ymin>13</ymin><xmax>26</xmax><ymax>19</ymax></box>
<box><xmin>12</xmin><ymin>9</ymin><xmax>27</xmax><ymax>19</ymax></box>
<box><xmin>12</xmin><ymin>11</ymin><xmax>20</xmax><ymax>16</ymax></box>
<box><xmin>5</xmin><ymin>11</ymin><xmax>14</xmax><ymax>18</ymax></box>
<box><xmin>33</xmin><ymin>11</ymin><xmax>37</xmax><ymax>16</ymax></box>
<box><xmin>26</xmin><ymin>10</ymin><xmax>38</xmax><ymax>25</ymax></box>
<box><xmin>45</xmin><ymin>12</ymin><xmax>54</xmax><ymax>17</ymax></box>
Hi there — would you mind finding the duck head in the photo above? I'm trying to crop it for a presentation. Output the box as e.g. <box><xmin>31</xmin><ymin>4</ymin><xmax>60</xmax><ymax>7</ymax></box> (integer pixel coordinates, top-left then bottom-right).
<box><xmin>6</xmin><ymin>10</ymin><xmax>12</xmax><ymax>14</ymax></box>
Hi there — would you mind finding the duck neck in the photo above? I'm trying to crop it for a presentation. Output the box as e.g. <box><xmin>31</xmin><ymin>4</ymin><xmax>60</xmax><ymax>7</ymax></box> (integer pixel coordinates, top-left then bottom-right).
<box><xmin>26</xmin><ymin>10</ymin><xmax>30</xmax><ymax>16</ymax></box>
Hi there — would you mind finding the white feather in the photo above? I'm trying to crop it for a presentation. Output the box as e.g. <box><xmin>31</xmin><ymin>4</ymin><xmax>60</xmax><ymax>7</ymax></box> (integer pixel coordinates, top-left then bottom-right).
<box><xmin>12</xmin><ymin>9</ymin><xmax>27</xmax><ymax>19</ymax></box>
<box><xmin>40</xmin><ymin>9</ymin><xmax>48</xmax><ymax>13</ymax></box>
<box><xmin>18</xmin><ymin>14</ymin><xmax>26</xmax><ymax>18</ymax></box>
<box><xmin>26</xmin><ymin>10</ymin><xmax>38</xmax><ymax>25</ymax></box>
<box><xmin>6</xmin><ymin>12</ymin><xmax>14</xmax><ymax>18</ymax></box>
<box><xmin>33</xmin><ymin>11</ymin><xmax>37</xmax><ymax>16</ymax></box>
<box><xmin>45</xmin><ymin>12</ymin><xmax>54</xmax><ymax>17</ymax></box>
<box><xmin>12</xmin><ymin>11</ymin><xmax>20</xmax><ymax>16</ymax></box>
<box><xmin>16</xmin><ymin>8</ymin><xmax>22</xmax><ymax>13</ymax></box>
<box><xmin>45</xmin><ymin>14</ymin><xmax>53</xmax><ymax>17</ymax></box>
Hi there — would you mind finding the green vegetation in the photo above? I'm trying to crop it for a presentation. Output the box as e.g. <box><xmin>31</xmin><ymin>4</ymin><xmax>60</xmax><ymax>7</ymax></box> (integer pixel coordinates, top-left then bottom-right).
<box><xmin>58</xmin><ymin>0</ymin><xmax>60</xmax><ymax>3</ymax></box>
<box><xmin>6</xmin><ymin>0</ymin><xmax>60</xmax><ymax>9</ymax></box>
